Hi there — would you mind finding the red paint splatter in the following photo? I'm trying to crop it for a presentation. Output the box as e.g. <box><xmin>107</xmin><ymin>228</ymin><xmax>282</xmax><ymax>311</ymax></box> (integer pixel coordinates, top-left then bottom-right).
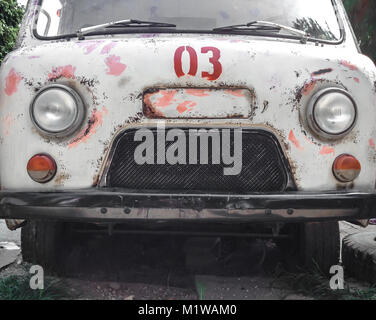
<box><xmin>85</xmin><ymin>43</ymin><xmax>99</xmax><ymax>54</ymax></box>
<box><xmin>186</xmin><ymin>89</ymin><xmax>210</xmax><ymax>97</ymax></box>
<box><xmin>225</xmin><ymin>89</ymin><xmax>245</xmax><ymax>97</ymax></box>
<box><xmin>354</xmin><ymin>77</ymin><xmax>360</xmax><ymax>83</ymax></box>
<box><xmin>4</xmin><ymin>68</ymin><xmax>22</xmax><ymax>96</ymax></box>
<box><xmin>369</xmin><ymin>138</ymin><xmax>375</xmax><ymax>150</ymax></box>
<box><xmin>288</xmin><ymin>130</ymin><xmax>303</xmax><ymax>150</ymax></box>
<box><xmin>304</xmin><ymin>136</ymin><xmax>314</xmax><ymax>145</ymax></box>
<box><xmin>154</xmin><ymin>90</ymin><xmax>177</xmax><ymax>107</ymax></box>
<box><xmin>302</xmin><ymin>80</ymin><xmax>317</xmax><ymax>96</ymax></box>
<box><xmin>320</xmin><ymin>146</ymin><xmax>335</xmax><ymax>155</ymax></box>
<box><xmin>68</xmin><ymin>108</ymin><xmax>105</xmax><ymax>148</ymax></box>
<box><xmin>1</xmin><ymin>113</ymin><xmax>14</xmax><ymax>135</ymax></box>
<box><xmin>105</xmin><ymin>55</ymin><xmax>126</xmax><ymax>76</ymax></box>
<box><xmin>48</xmin><ymin>65</ymin><xmax>76</xmax><ymax>81</ymax></box>
<box><xmin>341</xmin><ymin>60</ymin><xmax>357</xmax><ymax>71</ymax></box>
<box><xmin>176</xmin><ymin>101</ymin><xmax>197</xmax><ymax>114</ymax></box>
<box><xmin>101</xmin><ymin>42</ymin><xmax>117</xmax><ymax>55</ymax></box>
<box><xmin>78</xmin><ymin>41</ymin><xmax>102</xmax><ymax>55</ymax></box>
<box><xmin>140</xmin><ymin>34</ymin><xmax>158</xmax><ymax>38</ymax></box>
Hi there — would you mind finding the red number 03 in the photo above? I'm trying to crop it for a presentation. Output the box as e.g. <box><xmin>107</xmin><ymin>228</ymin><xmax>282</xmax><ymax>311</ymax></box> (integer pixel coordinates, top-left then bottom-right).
<box><xmin>174</xmin><ymin>46</ymin><xmax>222</xmax><ymax>81</ymax></box>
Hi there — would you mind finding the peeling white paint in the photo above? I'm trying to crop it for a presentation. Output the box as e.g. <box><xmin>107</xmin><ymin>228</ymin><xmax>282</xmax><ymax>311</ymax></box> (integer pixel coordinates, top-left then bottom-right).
<box><xmin>0</xmin><ymin>0</ymin><xmax>375</xmax><ymax>193</ymax></box>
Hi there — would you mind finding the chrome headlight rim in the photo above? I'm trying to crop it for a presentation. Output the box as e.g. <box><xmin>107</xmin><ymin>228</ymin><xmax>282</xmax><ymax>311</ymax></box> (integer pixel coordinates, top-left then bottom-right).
<box><xmin>30</xmin><ymin>84</ymin><xmax>85</xmax><ymax>137</ymax></box>
<box><xmin>307</xmin><ymin>87</ymin><xmax>357</xmax><ymax>139</ymax></box>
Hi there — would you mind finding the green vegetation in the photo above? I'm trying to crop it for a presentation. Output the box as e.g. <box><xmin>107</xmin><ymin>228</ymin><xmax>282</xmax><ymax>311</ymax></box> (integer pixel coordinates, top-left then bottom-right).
<box><xmin>0</xmin><ymin>275</ymin><xmax>70</xmax><ymax>300</ymax></box>
<box><xmin>344</xmin><ymin>0</ymin><xmax>376</xmax><ymax>61</ymax></box>
<box><xmin>0</xmin><ymin>0</ymin><xmax>24</xmax><ymax>64</ymax></box>
<box><xmin>196</xmin><ymin>281</ymin><xmax>206</xmax><ymax>300</ymax></box>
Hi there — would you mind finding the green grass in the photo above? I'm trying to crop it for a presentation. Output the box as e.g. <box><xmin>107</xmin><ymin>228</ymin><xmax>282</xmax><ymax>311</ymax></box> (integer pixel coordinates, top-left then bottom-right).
<box><xmin>196</xmin><ymin>281</ymin><xmax>206</xmax><ymax>300</ymax></box>
<box><xmin>274</xmin><ymin>264</ymin><xmax>376</xmax><ymax>300</ymax></box>
<box><xmin>0</xmin><ymin>275</ymin><xmax>70</xmax><ymax>300</ymax></box>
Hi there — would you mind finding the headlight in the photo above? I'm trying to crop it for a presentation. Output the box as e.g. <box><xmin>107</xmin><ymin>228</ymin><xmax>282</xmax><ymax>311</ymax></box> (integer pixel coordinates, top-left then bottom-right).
<box><xmin>307</xmin><ymin>88</ymin><xmax>356</xmax><ymax>138</ymax></box>
<box><xmin>30</xmin><ymin>85</ymin><xmax>84</xmax><ymax>136</ymax></box>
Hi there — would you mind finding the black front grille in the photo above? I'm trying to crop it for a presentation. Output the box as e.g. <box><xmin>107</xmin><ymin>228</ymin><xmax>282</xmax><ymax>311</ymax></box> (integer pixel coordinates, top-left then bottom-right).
<box><xmin>105</xmin><ymin>128</ymin><xmax>291</xmax><ymax>193</ymax></box>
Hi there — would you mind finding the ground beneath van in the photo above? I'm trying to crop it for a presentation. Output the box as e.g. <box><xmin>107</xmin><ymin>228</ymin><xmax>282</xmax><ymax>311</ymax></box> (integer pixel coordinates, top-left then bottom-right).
<box><xmin>0</xmin><ymin>221</ymin><xmax>375</xmax><ymax>300</ymax></box>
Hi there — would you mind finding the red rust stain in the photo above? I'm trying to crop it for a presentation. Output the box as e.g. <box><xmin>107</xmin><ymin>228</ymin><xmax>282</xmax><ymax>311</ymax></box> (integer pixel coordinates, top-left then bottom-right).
<box><xmin>5</xmin><ymin>68</ymin><xmax>22</xmax><ymax>96</ymax></box>
<box><xmin>354</xmin><ymin>77</ymin><xmax>360</xmax><ymax>83</ymax></box>
<box><xmin>101</xmin><ymin>42</ymin><xmax>117</xmax><ymax>55</ymax></box>
<box><xmin>186</xmin><ymin>89</ymin><xmax>210</xmax><ymax>97</ymax></box>
<box><xmin>225</xmin><ymin>89</ymin><xmax>245</xmax><ymax>97</ymax></box>
<box><xmin>105</xmin><ymin>55</ymin><xmax>126</xmax><ymax>76</ymax></box>
<box><xmin>143</xmin><ymin>93</ymin><xmax>153</xmax><ymax>107</ymax></box>
<box><xmin>68</xmin><ymin>107</ymin><xmax>105</xmax><ymax>148</ymax></box>
<box><xmin>341</xmin><ymin>60</ymin><xmax>357</xmax><ymax>71</ymax></box>
<box><xmin>143</xmin><ymin>94</ymin><xmax>166</xmax><ymax>118</ymax></box>
<box><xmin>288</xmin><ymin>130</ymin><xmax>303</xmax><ymax>150</ymax></box>
<box><xmin>302</xmin><ymin>80</ymin><xmax>317</xmax><ymax>96</ymax></box>
<box><xmin>102</xmin><ymin>106</ymin><xmax>109</xmax><ymax>115</ymax></box>
<box><xmin>154</xmin><ymin>90</ymin><xmax>177</xmax><ymax>107</ymax></box>
<box><xmin>176</xmin><ymin>101</ymin><xmax>197</xmax><ymax>114</ymax></box>
<box><xmin>54</xmin><ymin>173</ymin><xmax>71</xmax><ymax>186</ymax></box>
<box><xmin>320</xmin><ymin>146</ymin><xmax>335</xmax><ymax>155</ymax></box>
<box><xmin>369</xmin><ymin>138</ymin><xmax>375</xmax><ymax>150</ymax></box>
<box><xmin>48</xmin><ymin>65</ymin><xmax>76</xmax><ymax>81</ymax></box>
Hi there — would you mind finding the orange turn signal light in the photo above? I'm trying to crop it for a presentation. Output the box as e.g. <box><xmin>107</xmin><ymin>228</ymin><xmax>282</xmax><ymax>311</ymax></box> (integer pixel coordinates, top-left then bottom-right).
<box><xmin>332</xmin><ymin>154</ymin><xmax>361</xmax><ymax>183</ymax></box>
<box><xmin>27</xmin><ymin>154</ymin><xmax>57</xmax><ymax>183</ymax></box>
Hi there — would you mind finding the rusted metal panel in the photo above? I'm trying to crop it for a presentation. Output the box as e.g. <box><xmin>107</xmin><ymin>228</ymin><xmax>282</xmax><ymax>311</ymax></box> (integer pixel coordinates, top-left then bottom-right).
<box><xmin>0</xmin><ymin>0</ymin><xmax>375</xmax><ymax>195</ymax></box>
<box><xmin>5</xmin><ymin>219</ymin><xmax>25</xmax><ymax>231</ymax></box>
<box><xmin>143</xmin><ymin>88</ymin><xmax>255</xmax><ymax>119</ymax></box>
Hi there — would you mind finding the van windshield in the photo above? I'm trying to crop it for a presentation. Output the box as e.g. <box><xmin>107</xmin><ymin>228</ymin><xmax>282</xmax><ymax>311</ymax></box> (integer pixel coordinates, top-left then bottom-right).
<box><xmin>36</xmin><ymin>0</ymin><xmax>342</xmax><ymax>41</ymax></box>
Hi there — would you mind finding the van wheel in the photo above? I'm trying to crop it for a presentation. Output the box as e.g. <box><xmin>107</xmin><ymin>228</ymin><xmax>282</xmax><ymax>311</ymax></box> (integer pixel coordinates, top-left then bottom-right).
<box><xmin>298</xmin><ymin>221</ymin><xmax>340</xmax><ymax>273</ymax></box>
<box><xmin>21</xmin><ymin>220</ymin><xmax>65</xmax><ymax>272</ymax></box>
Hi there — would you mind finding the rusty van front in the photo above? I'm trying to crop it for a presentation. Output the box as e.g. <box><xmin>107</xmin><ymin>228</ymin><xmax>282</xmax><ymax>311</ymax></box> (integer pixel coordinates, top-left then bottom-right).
<box><xmin>1</xmin><ymin>0</ymin><xmax>376</xmax><ymax>271</ymax></box>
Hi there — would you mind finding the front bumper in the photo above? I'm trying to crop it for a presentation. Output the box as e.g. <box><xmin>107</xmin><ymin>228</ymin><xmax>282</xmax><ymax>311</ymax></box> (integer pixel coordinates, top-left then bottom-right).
<box><xmin>0</xmin><ymin>189</ymin><xmax>376</xmax><ymax>223</ymax></box>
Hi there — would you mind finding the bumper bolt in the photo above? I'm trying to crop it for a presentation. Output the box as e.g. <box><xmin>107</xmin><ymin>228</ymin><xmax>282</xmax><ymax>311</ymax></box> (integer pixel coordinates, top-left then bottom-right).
<box><xmin>100</xmin><ymin>208</ymin><xmax>107</xmax><ymax>214</ymax></box>
<box><xmin>287</xmin><ymin>209</ymin><xmax>294</xmax><ymax>215</ymax></box>
<box><xmin>124</xmin><ymin>208</ymin><xmax>131</xmax><ymax>214</ymax></box>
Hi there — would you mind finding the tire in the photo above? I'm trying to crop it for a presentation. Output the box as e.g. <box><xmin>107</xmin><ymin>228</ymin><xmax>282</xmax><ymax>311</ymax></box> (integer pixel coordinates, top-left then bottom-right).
<box><xmin>21</xmin><ymin>220</ymin><xmax>66</xmax><ymax>272</ymax></box>
<box><xmin>342</xmin><ymin>232</ymin><xmax>376</xmax><ymax>284</ymax></box>
<box><xmin>299</xmin><ymin>221</ymin><xmax>340</xmax><ymax>273</ymax></box>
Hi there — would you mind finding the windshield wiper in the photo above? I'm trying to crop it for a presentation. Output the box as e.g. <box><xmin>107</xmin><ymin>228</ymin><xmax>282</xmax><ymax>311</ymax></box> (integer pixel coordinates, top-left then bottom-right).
<box><xmin>213</xmin><ymin>20</ymin><xmax>310</xmax><ymax>42</ymax></box>
<box><xmin>77</xmin><ymin>19</ymin><xmax>177</xmax><ymax>38</ymax></box>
